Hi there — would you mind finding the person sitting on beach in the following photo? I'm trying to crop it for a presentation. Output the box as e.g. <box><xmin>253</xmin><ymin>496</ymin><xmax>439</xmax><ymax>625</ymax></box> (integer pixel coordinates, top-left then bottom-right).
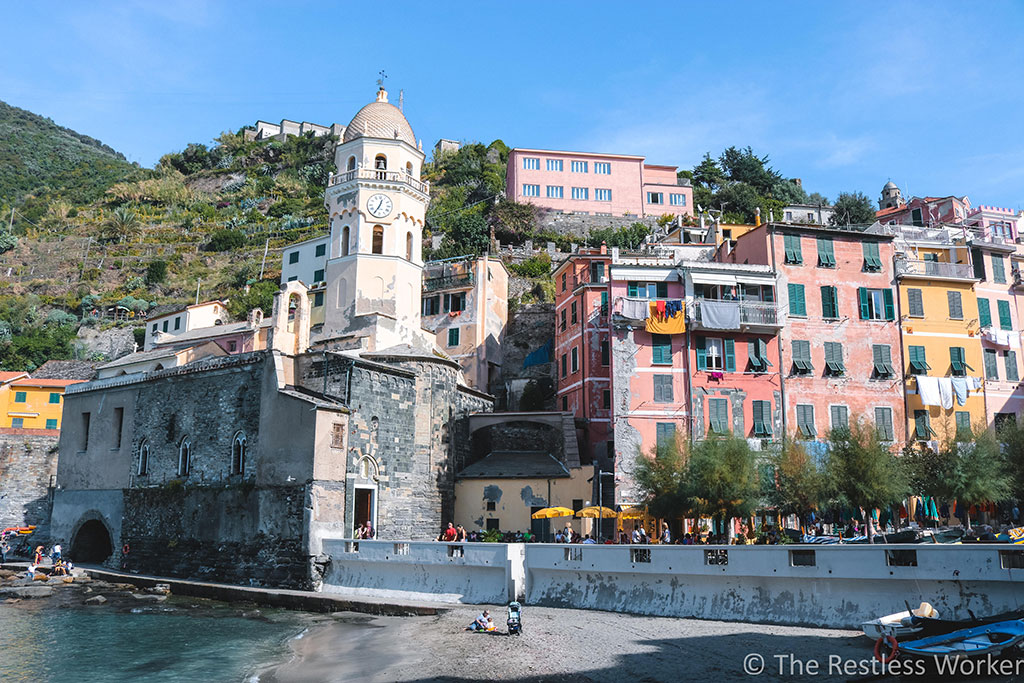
<box><xmin>465</xmin><ymin>610</ymin><xmax>490</xmax><ymax>631</ymax></box>
<box><xmin>485</xmin><ymin>617</ymin><xmax>496</xmax><ymax>632</ymax></box>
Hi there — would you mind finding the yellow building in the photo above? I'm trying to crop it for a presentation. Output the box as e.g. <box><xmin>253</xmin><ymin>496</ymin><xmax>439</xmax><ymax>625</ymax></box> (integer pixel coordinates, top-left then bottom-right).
<box><xmin>1</xmin><ymin>375</ymin><xmax>84</xmax><ymax>430</ymax></box>
<box><xmin>894</xmin><ymin>228</ymin><xmax>986</xmax><ymax>443</ymax></box>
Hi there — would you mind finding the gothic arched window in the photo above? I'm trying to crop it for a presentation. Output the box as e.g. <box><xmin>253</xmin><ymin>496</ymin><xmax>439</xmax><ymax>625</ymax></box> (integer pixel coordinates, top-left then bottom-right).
<box><xmin>231</xmin><ymin>431</ymin><xmax>246</xmax><ymax>476</ymax></box>
<box><xmin>137</xmin><ymin>439</ymin><xmax>149</xmax><ymax>476</ymax></box>
<box><xmin>341</xmin><ymin>225</ymin><xmax>350</xmax><ymax>256</ymax></box>
<box><xmin>178</xmin><ymin>436</ymin><xmax>192</xmax><ymax>477</ymax></box>
<box><xmin>347</xmin><ymin>156</ymin><xmax>356</xmax><ymax>171</ymax></box>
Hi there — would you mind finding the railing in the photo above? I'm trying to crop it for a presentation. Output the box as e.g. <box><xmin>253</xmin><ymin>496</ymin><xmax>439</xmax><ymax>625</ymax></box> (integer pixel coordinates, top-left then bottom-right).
<box><xmin>971</xmin><ymin>233</ymin><xmax>1015</xmax><ymax>250</ymax></box>
<box><xmin>895</xmin><ymin>258</ymin><xmax>974</xmax><ymax>280</ymax></box>
<box><xmin>423</xmin><ymin>272</ymin><xmax>474</xmax><ymax>292</ymax></box>
<box><xmin>688</xmin><ymin>299</ymin><xmax>783</xmax><ymax>328</ymax></box>
<box><xmin>572</xmin><ymin>269</ymin><xmax>607</xmax><ymax>289</ymax></box>
<box><xmin>895</xmin><ymin>226</ymin><xmax>954</xmax><ymax>244</ymax></box>
<box><xmin>329</xmin><ymin>169</ymin><xmax>430</xmax><ymax>194</ymax></box>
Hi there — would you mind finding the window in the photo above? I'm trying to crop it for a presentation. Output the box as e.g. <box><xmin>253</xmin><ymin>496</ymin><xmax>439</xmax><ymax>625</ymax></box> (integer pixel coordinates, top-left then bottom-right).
<box><xmin>998</xmin><ymin>299</ymin><xmax>1013</xmax><ymax>330</ymax></box>
<box><xmin>708</xmin><ymin>398</ymin><xmax>729</xmax><ymax>435</ymax></box>
<box><xmin>1006</xmin><ymin>350</ymin><xmax>1020</xmax><ymax>383</ymax></box>
<box><xmin>287</xmin><ymin>276</ymin><xmax>297</xmax><ymax>282</ymax></box>
<box><xmin>162</xmin><ymin>320</ymin><xmax>169</xmax><ymax>332</ymax></box>
<box><xmin>422</xmin><ymin>296</ymin><xmax>440</xmax><ymax>316</ymax></box>
<box><xmin>602</xmin><ymin>390</ymin><xmax>610</xmax><ymax>409</ymax></box>
<box><xmin>11</xmin><ymin>418</ymin><xmax>23</xmax><ymax>429</ymax></box>
<box><xmin>785</xmin><ymin>211</ymin><xmax>793</xmax><ymax>220</ymax></box>
<box><xmin>113</xmin><ymin>407</ymin><xmax>124</xmax><ymax>450</ymax></box>
<box><xmin>445</xmin><ymin>292</ymin><xmax>466</xmax><ymax>312</ymax></box>
<box><xmin>571</xmin><ymin>187</ymin><xmax>589</xmax><ymax>200</ymax></box>
<box><xmin>346</xmin><ymin>156</ymin><xmax>356</xmax><ymax>171</ymax></box>
<box><xmin>559</xmin><ymin>309</ymin><xmax>567</xmax><ymax>331</ymax></box>
<box><xmin>796</xmin><ymin>404</ymin><xmax>816</xmax><ymax>438</ymax></box>
<box><xmin>152</xmin><ymin>324</ymin><xmax>157</xmax><ymax>334</ymax></box>
<box><xmin>627</xmin><ymin>282</ymin><xmax>668</xmax><ymax>299</ymax></box>
<box><xmin>873</xmin><ymin>345</ymin><xmax>895</xmax><ymax>378</ymax></box>
<box><xmin>374</xmin><ymin>154</ymin><xmax>387</xmax><ymax>171</ymax></box>
<box><xmin>875</xmin><ymin>407</ymin><xmax>894</xmax><ymax>441</ymax></box>
<box><xmin>594</xmin><ymin>162</ymin><xmax>611</xmax><ymax>174</ymax></box>
<box><xmin>908</xmin><ymin>346</ymin><xmax>930</xmax><ymax>374</ymax></box>
<box><xmin>546</xmin><ymin>159</ymin><xmax>563</xmax><ymax>171</ymax></box>
<box><xmin>655</xmin><ymin>423</ymin><xmax>676</xmax><ymax>455</ymax></box>
<box><xmin>315</xmin><ymin>243</ymin><xmax>326</xmax><ymax>257</ymax></box>
<box><xmin>824</xmin><ymin>342</ymin><xmax>845</xmax><ymax>375</ymax></box>
<box><xmin>571</xmin><ymin>160</ymin><xmax>588</xmax><ymax>173</ymax></box>
<box><xmin>178</xmin><ymin>436</ymin><xmax>192</xmax><ymax>476</ymax></box>
<box><xmin>985</xmin><ymin>348</ymin><xmax>999</xmax><ymax>379</ymax></box>
<box><xmin>830</xmin><ymin>405</ymin><xmax>849</xmax><ymax>431</ymax></box>
<box><xmin>788</xmin><ymin>283</ymin><xmax>806</xmax><ymax>316</ymax></box>
<box><xmin>136</xmin><ymin>439</ymin><xmax>149</xmax><ymax>475</ymax></box>
<box><xmin>372</xmin><ymin>225</ymin><xmax>384</xmax><ymax>254</ymax></box>
<box><xmin>863</xmin><ymin>242</ymin><xmax>882</xmax><ymax>271</ymax></box>
<box><xmin>601</xmin><ymin>340</ymin><xmax>610</xmax><ymax>366</ymax></box>
<box><xmin>523</xmin><ymin>157</ymin><xmax>540</xmax><ymax>170</ymax></box>
<box><xmin>669</xmin><ymin>193</ymin><xmax>687</xmax><ymax>206</ymax></box>
<box><xmin>546</xmin><ymin>185</ymin><xmax>563</xmax><ymax>199</ymax></box>
<box><xmin>911</xmin><ymin>207</ymin><xmax>924</xmax><ymax>226</ymax></box>
<box><xmin>592</xmin><ymin>262</ymin><xmax>605</xmax><ymax>283</ymax></box>
<box><xmin>783</xmin><ymin>235</ymin><xmax>802</xmax><ymax>264</ymax></box>
<box><xmin>406</xmin><ymin>232</ymin><xmax>413</xmax><ymax>260</ymax></box>
<box><xmin>748</xmin><ymin>338</ymin><xmax>771</xmax><ymax>372</ymax></box>
<box><xmin>45</xmin><ymin>419</ymin><xmax>57</xmax><ymax>430</ymax></box>
<box><xmin>486</xmin><ymin>501</ymin><xmax>496</xmax><ymax>511</ymax></box>
<box><xmin>341</xmin><ymin>226</ymin><xmax>350</xmax><ymax>256</ymax></box>
<box><xmin>955</xmin><ymin>411</ymin><xmax>972</xmax><ymax>440</ymax></box>
<box><xmin>992</xmin><ymin>254</ymin><xmax>1006</xmax><ymax>283</ymax></box>
<box><xmin>820</xmin><ymin>286</ymin><xmax>839</xmax><ymax>319</ymax></box>
<box><xmin>652</xmin><ymin>334</ymin><xmax>673</xmax><ymax>365</ymax></box>
<box><xmin>792</xmin><ymin>340</ymin><xmax>813</xmax><ymax>374</ymax></box>
<box><xmin>752</xmin><ymin>400</ymin><xmax>772</xmax><ymax>437</ymax></box>
<box><xmin>907</xmin><ymin>288</ymin><xmax>924</xmax><ymax>317</ymax></box>
<box><xmin>570</xmin><ymin>301</ymin><xmax>577</xmax><ymax>324</ymax></box>
<box><xmin>313</xmin><ymin>292</ymin><xmax>324</xmax><ymax>308</ymax></box>
<box><xmin>486</xmin><ymin>518</ymin><xmax>500</xmax><ymax>531</ymax></box>
<box><xmin>914</xmin><ymin>410</ymin><xmax>935</xmax><ymax>440</ymax></box>
<box><xmin>696</xmin><ymin>336</ymin><xmax>735</xmax><ymax>372</ymax></box>
<box><xmin>447</xmin><ymin>328</ymin><xmax>460</xmax><ymax>347</ymax></box>
<box><xmin>595</xmin><ymin>188</ymin><xmax>612</xmax><ymax>201</ymax></box>
<box><xmin>857</xmin><ymin>287</ymin><xmax>895</xmax><ymax>320</ymax></box>
<box><xmin>560</xmin><ymin>354</ymin><xmax>567</xmax><ymax>378</ymax></box>
<box><xmin>646</xmin><ymin>192</ymin><xmax>663</xmax><ymax>205</ymax></box>
<box><xmin>653</xmin><ymin>375</ymin><xmax>673</xmax><ymax>403</ymax></box>
<box><xmin>313</xmin><ymin>268</ymin><xmax>325</xmax><ymax>283</ymax></box>
<box><xmin>977</xmin><ymin>298</ymin><xmax>992</xmax><ymax>327</ymax></box>
<box><xmin>570</xmin><ymin>347</ymin><xmax>579</xmax><ymax>373</ymax></box>
<box><xmin>331</xmin><ymin>423</ymin><xmax>345</xmax><ymax>449</ymax></box>
<box><xmin>174</xmin><ymin>317</ymin><xmax>181</xmax><ymax>331</ymax></box>
<box><xmin>231</xmin><ymin>431</ymin><xmax>246</xmax><ymax>475</ymax></box>
<box><xmin>522</xmin><ymin>184</ymin><xmax>540</xmax><ymax>197</ymax></box>
<box><xmin>81</xmin><ymin>412</ymin><xmax>90</xmax><ymax>450</ymax></box>
<box><xmin>600</xmin><ymin>290</ymin><xmax>608</xmax><ymax>313</ymax></box>
<box><xmin>13</xmin><ymin>391</ymin><xmax>26</xmax><ymax>403</ymax></box>
<box><xmin>945</xmin><ymin>290</ymin><xmax>963</xmax><ymax>320</ymax></box>
<box><xmin>972</xmin><ymin>248</ymin><xmax>986</xmax><ymax>280</ymax></box>
<box><xmin>949</xmin><ymin>347</ymin><xmax>970</xmax><ymax>376</ymax></box>
<box><xmin>817</xmin><ymin>238</ymin><xmax>835</xmax><ymax>268</ymax></box>
<box><xmin>289</xmin><ymin>251</ymin><xmax>299</xmax><ymax>264</ymax></box>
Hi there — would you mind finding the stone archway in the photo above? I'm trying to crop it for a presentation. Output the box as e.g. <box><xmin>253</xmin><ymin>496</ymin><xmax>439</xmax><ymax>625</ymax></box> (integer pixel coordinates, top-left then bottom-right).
<box><xmin>70</xmin><ymin>518</ymin><xmax>113</xmax><ymax>563</ymax></box>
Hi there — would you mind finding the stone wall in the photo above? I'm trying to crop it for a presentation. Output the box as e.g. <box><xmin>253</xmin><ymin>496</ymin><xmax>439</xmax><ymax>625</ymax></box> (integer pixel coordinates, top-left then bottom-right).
<box><xmin>120</xmin><ymin>484</ymin><xmax>309</xmax><ymax>588</ymax></box>
<box><xmin>469</xmin><ymin>421</ymin><xmax>565</xmax><ymax>462</ymax></box>
<box><xmin>0</xmin><ymin>429</ymin><xmax>59</xmax><ymax>542</ymax></box>
<box><xmin>537</xmin><ymin>211</ymin><xmax>661</xmax><ymax>238</ymax></box>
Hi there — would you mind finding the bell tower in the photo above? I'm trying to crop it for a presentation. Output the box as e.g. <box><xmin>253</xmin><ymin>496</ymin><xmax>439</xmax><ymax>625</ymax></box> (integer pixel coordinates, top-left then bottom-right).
<box><xmin>318</xmin><ymin>86</ymin><xmax>432</xmax><ymax>351</ymax></box>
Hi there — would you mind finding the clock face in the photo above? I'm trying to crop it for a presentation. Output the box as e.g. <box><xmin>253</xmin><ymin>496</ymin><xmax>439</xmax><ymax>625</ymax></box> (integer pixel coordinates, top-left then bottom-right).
<box><xmin>367</xmin><ymin>193</ymin><xmax>393</xmax><ymax>218</ymax></box>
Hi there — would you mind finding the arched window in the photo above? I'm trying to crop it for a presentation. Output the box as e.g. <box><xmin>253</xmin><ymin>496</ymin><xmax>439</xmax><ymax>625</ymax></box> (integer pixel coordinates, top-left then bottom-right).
<box><xmin>347</xmin><ymin>156</ymin><xmax>356</xmax><ymax>171</ymax></box>
<box><xmin>359</xmin><ymin>457</ymin><xmax>377</xmax><ymax>479</ymax></box>
<box><xmin>374</xmin><ymin>154</ymin><xmax>387</xmax><ymax>170</ymax></box>
<box><xmin>405</xmin><ymin>161</ymin><xmax>414</xmax><ymax>177</ymax></box>
<box><xmin>178</xmin><ymin>436</ymin><xmax>191</xmax><ymax>477</ymax></box>
<box><xmin>372</xmin><ymin>226</ymin><xmax>384</xmax><ymax>254</ymax></box>
<box><xmin>154</xmin><ymin>363</ymin><xmax>165</xmax><ymax>371</ymax></box>
<box><xmin>341</xmin><ymin>225</ymin><xmax>350</xmax><ymax>256</ymax></box>
<box><xmin>406</xmin><ymin>232</ymin><xmax>414</xmax><ymax>261</ymax></box>
<box><xmin>231</xmin><ymin>431</ymin><xmax>246</xmax><ymax>476</ymax></box>
<box><xmin>137</xmin><ymin>439</ymin><xmax>149</xmax><ymax>476</ymax></box>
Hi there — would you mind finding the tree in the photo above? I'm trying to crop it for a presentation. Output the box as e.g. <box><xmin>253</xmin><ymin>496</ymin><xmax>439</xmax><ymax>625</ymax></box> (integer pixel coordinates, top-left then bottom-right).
<box><xmin>718</xmin><ymin>146</ymin><xmax>781</xmax><ymax>196</ymax></box>
<box><xmin>0</xmin><ymin>229</ymin><xmax>16</xmax><ymax>254</ymax></box>
<box><xmin>806</xmin><ymin>192</ymin><xmax>829</xmax><ymax>206</ymax></box>
<box><xmin>634</xmin><ymin>435</ymin><xmax>689</xmax><ymax>521</ymax></box>
<box><xmin>824</xmin><ymin>418</ymin><xmax>909</xmax><ymax>541</ymax></box>
<box><xmin>770</xmin><ymin>179</ymin><xmax>809</xmax><ymax>206</ymax></box>
<box><xmin>100</xmin><ymin>206</ymin><xmax>141</xmax><ymax>243</ymax></box>
<box><xmin>999</xmin><ymin>420</ymin><xmax>1024</xmax><ymax>504</ymax></box>
<box><xmin>682</xmin><ymin>437</ymin><xmax>761</xmax><ymax>540</ymax></box>
<box><xmin>145</xmin><ymin>259</ymin><xmax>168</xmax><ymax>286</ymax></box>
<box><xmin>941</xmin><ymin>430</ymin><xmax>1011</xmax><ymax>530</ymax></box>
<box><xmin>586</xmin><ymin>222</ymin><xmax>650</xmax><ymax>249</ymax></box>
<box><xmin>488</xmin><ymin>199</ymin><xmax>537</xmax><ymax>243</ymax></box>
<box><xmin>829</xmin><ymin>192</ymin><xmax>876</xmax><ymax>226</ymax></box>
<box><xmin>691</xmin><ymin>153</ymin><xmax>725</xmax><ymax>191</ymax></box>
<box><xmin>765</xmin><ymin>439</ymin><xmax>825</xmax><ymax>526</ymax></box>
<box><xmin>445</xmin><ymin>211</ymin><xmax>490</xmax><ymax>256</ymax></box>
<box><xmin>226</xmin><ymin>280</ymin><xmax>278</xmax><ymax>319</ymax></box>
<box><xmin>205</xmin><ymin>229</ymin><xmax>246</xmax><ymax>252</ymax></box>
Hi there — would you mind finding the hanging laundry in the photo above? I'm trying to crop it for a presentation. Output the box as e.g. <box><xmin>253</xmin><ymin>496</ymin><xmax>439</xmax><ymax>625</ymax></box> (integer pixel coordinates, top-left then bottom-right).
<box><xmin>664</xmin><ymin>300</ymin><xmax>683</xmax><ymax>317</ymax></box>
<box><xmin>916</xmin><ymin>376</ymin><xmax>941</xmax><ymax>406</ymax></box>
<box><xmin>937</xmin><ymin>377</ymin><xmax>954</xmax><ymax>410</ymax></box>
<box><xmin>648</xmin><ymin>301</ymin><xmax>659</xmax><ymax>320</ymax></box>
<box><xmin>701</xmin><ymin>300</ymin><xmax>741</xmax><ymax>330</ymax></box>
<box><xmin>951</xmin><ymin>377</ymin><xmax>969</xmax><ymax>406</ymax></box>
<box><xmin>968</xmin><ymin>376</ymin><xmax>982</xmax><ymax>391</ymax></box>
<box><xmin>656</xmin><ymin>300</ymin><xmax>666</xmax><ymax>318</ymax></box>
<box><xmin>645</xmin><ymin>303</ymin><xmax>686</xmax><ymax>334</ymax></box>
<box><xmin>620</xmin><ymin>298</ymin><xmax>649</xmax><ymax>320</ymax></box>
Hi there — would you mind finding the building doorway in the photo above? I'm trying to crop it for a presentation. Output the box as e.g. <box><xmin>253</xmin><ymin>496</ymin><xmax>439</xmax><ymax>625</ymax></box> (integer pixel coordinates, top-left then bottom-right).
<box><xmin>354</xmin><ymin>487</ymin><xmax>376</xmax><ymax>535</ymax></box>
<box><xmin>71</xmin><ymin>519</ymin><xmax>113</xmax><ymax>563</ymax></box>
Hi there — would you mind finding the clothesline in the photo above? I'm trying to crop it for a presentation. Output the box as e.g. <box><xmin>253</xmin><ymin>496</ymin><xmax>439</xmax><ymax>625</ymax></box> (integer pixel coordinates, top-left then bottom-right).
<box><xmin>915</xmin><ymin>375</ymin><xmax>982</xmax><ymax>409</ymax></box>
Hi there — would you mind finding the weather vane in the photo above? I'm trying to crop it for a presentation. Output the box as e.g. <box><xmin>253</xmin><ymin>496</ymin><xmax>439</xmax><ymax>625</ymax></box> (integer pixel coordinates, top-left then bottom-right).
<box><xmin>377</xmin><ymin>70</ymin><xmax>387</xmax><ymax>89</ymax></box>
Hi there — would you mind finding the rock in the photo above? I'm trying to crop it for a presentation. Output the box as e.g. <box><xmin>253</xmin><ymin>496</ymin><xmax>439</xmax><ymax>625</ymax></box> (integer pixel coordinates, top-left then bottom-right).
<box><xmin>145</xmin><ymin>583</ymin><xmax>171</xmax><ymax>595</ymax></box>
<box><xmin>0</xmin><ymin>585</ymin><xmax>54</xmax><ymax>599</ymax></box>
<box><xmin>131</xmin><ymin>593</ymin><xmax>167</xmax><ymax>602</ymax></box>
<box><xmin>84</xmin><ymin>595</ymin><xmax>107</xmax><ymax>605</ymax></box>
<box><xmin>4</xmin><ymin>598</ymin><xmax>20</xmax><ymax>604</ymax></box>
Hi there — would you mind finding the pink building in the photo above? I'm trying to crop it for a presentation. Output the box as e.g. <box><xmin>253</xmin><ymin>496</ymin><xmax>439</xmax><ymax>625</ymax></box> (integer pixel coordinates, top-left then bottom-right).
<box><xmin>506</xmin><ymin>148</ymin><xmax>693</xmax><ymax>218</ymax></box>
<box><xmin>876</xmin><ymin>194</ymin><xmax>972</xmax><ymax>227</ymax></box>
<box><xmin>966</xmin><ymin>205</ymin><xmax>1023</xmax><ymax>243</ymax></box>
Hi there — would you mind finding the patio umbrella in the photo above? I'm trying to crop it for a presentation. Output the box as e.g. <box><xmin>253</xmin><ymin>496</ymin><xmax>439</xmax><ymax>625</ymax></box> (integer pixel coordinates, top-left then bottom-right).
<box><xmin>618</xmin><ymin>506</ymin><xmax>647</xmax><ymax>519</ymax></box>
<box><xmin>531</xmin><ymin>506</ymin><xmax>574</xmax><ymax>519</ymax></box>
<box><xmin>575</xmin><ymin>506</ymin><xmax>617</xmax><ymax>518</ymax></box>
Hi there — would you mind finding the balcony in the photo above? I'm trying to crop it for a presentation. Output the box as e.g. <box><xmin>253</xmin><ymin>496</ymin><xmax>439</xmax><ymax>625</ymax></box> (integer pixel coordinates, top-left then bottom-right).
<box><xmin>688</xmin><ymin>299</ymin><xmax>783</xmax><ymax>330</ymax></box>
<box><xmin>572</xmin><ymin>269</ymin><xmax>608</xmax><ymax>289</ymax></box>
<box><xmin>423</xmin><ymin>272</ymin><xmax>474</xmax><ymax>292</ymax></box>
<box><xmin>970</xmin><ymin>233</ymin><xmax>1017</xmax><ymax>253</ymax></box>
<box><xmin>895</xmin><ymin>258</ymin><xmax>975</xmax><ymax>281</ymax></box>
<box><xmin>328</xmin><ymin>168</ymin><xmax>429</xmax><ymax>195</ymax></box>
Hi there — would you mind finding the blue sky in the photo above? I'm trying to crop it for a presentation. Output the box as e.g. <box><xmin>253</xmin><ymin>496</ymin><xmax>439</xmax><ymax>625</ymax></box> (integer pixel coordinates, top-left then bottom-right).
<box><xmin>3</xmin><ymin>1</ymin><xmax>1023</xmax><ymax>209</ymax></box>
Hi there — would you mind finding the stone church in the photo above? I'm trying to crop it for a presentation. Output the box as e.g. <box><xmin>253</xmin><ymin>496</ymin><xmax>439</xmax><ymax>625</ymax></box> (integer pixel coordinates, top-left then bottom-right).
<box><xmin>50</xmin><ymin>86</ymin><xmax>493</xmax><ymax>589</ymax></box>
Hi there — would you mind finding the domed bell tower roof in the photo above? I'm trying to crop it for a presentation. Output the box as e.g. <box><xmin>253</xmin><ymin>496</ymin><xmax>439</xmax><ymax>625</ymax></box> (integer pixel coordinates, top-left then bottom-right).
<box><xmin>342</xmin><ymin>87</ymin><xmax>417</xmax><ymax>146</ymax></box>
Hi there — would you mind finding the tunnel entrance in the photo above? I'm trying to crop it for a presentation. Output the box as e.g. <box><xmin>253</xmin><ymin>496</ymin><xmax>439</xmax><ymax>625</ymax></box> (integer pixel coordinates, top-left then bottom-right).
<box><xmin>71</xmin><ymin>519</ymin><xmax>113</xmax><ymax>563</ymax></box>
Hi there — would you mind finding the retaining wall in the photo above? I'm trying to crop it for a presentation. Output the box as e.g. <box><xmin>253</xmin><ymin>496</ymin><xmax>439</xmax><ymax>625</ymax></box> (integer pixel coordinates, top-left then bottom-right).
<box><xmin>321</xmin><ymin>539</ymin><xmax>524</xmax><ymax>605</ymax></box>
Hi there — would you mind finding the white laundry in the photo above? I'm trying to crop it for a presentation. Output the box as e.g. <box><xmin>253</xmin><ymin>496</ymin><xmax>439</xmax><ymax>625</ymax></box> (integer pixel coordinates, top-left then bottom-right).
<box><xmin>969</xmin><ymin>376</ymin><xmax>983</xmax><ymax>391</ymax></box>
<box><xmin>951</xmin><ymin>377</ymin><xmax>969</xmax><ymax>406</ymax></box>
<box><xmin>937</xmin><ymin>377</ymin><xmax>954</xmax><ymax>410</ymax></box>
<box><xmin>917</xmin><ymin>376</ymin><xmax>941</xmax><ymax>406</ymax></box>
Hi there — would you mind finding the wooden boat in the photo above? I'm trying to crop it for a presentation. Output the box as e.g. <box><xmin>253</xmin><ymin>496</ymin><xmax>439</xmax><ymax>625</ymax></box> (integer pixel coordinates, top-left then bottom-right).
<box><xmin>862</xmin><ymin>603</ymin><xmax>939</xmax><ymax>639</ymax></box>
<box><xmin>900</xmin><ymin>619</ymin><xmax>1024</xmax><ymax>658</ymax></box>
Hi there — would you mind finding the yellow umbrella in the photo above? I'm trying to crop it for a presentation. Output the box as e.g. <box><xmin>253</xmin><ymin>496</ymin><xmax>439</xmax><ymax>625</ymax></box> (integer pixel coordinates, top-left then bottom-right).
<box><xmin>531</xmin><ymin>506</ymin><xmax>575</xmax><ymax>519</ymax></box>
<box><xmin>618</xmin><ymin>506</ymin><xmax>647</xmax><ymax>520</ymax></box>
<box><xmin>575</xmin><ymin>506</ymin><xmax>617</xmax><ymax>518</ymax></box>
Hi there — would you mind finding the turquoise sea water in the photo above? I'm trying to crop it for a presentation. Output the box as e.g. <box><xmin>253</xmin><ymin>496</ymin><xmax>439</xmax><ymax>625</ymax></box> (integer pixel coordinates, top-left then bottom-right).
<box><xmin>0</xmin><ymin>601</ymin><xmax>305</xmax><ymax>682</ymax></box>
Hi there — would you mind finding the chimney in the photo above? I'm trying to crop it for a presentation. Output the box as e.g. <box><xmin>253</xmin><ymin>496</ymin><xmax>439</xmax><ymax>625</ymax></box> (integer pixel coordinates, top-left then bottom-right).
<box><xmin>600</xmin><ymin>241</ymin><xmax>607</xmax><ymax>255</ymax></box>
<box><xmin>755</xmin><ymin>207</ymin><xmax>761</xmax><ymax>227</ymax></box>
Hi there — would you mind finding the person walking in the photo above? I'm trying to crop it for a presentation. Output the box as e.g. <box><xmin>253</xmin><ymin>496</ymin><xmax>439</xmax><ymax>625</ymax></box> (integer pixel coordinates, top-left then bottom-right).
<box><xmin>660</xmin><ymin>523</ymin><xmax>671</xmax><ymax>544</ymax></box>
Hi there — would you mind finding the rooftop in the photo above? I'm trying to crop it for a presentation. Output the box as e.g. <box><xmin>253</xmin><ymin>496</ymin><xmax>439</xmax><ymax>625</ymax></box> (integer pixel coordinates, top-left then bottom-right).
<box><xmin>9</xmin><ymin>378</ymin><xmax>85</xmax><ymax>388</ymax></box>
<box><xmin>457</xmin><ymin>451</ymin><xmax>571</xmax><ymax>479</ymax></box>
<box><xmin>342</xmin><ymin>88</ymin><xmax>416</xmax><ymax>147</ymax></box>
<box><xmin>31</xmin><ymin>360</ymin><xmax>99</xmax><ymax>381</ymax></box>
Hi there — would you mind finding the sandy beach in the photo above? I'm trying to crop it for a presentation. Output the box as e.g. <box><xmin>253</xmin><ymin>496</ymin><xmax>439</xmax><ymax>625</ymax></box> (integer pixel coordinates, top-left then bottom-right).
<box><xmin>260</xmin><ymin>605</ymin><xmax>876</xmax><ymax>682</ymax></box>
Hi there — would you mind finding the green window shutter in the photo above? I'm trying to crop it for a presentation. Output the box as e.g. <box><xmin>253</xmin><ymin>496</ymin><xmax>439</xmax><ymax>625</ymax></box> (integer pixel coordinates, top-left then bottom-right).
<box><xmin>696</xmin><ymin>336</ymin><xmax>707</xmax><ymax>370</ymax></box>
<box><xmin>824</xmin><ymin>342</ymin><xmax>845</xmax><ymax>375</ymax></box>
<box><xmin>907</xmin><ymin>288</ymin><xmax>924</xmax><ymax>317</ymax></box>
<box><xmin>978</xmin><ymin>298</ymin><xmax>992</xmax><ymax>327</ymax></box>
<box><xmin>724</xmin><ymin>338</ymin><xmax>735</xmax><ymax>372</ymax></box>
<box><xmin>753</xmin><ymin>400</ymin><xmax>771</xmax><ymax>437</ymax></box>
<box><xmin>863</xmin><ymin>242</ymin><xmax>882</xmax><ymax>271</ymax></box>
<box><xmin>914</xmin><ymin>410</ymin><xmax>932</xmax><ymax>440</ymax></box>
<box><xmin>653</xmin><ymin>375</ymin><xmax>673</xmax><ymax>403</ymax></box>
<box><xmin>788</xmin><ymin>283</ymin><xmax>806</xmax><ymax>316</ymax></box>
<box><xmin>652</xmin><ymin>334</ymin><xmax>671</xmax><ymax>365</ymax></box>
<box><xmin>709</xmin><ymin>398</ymin><xmax>728</xmax><ymax>434</ymax></box>
<box><xmin>984</xmin><ymin>348</ymin><xmax>999</xmax><ymax>379</ymax></box>
<box><xmin>875</xmin><ymin>407</ymin><xmax>893</xmax><ymax>441</ymax></box>
<box><xmin>909</xmin><ymin>345</ymin><xmax>928</xmax><ymax>374</ymax></box>
<box><xmin>656</xmin><ymin>282</ymin><xmax>668</xmax><ymax>298</ymax></box>
<box><xmin>830</xmin><ymin>405</ymin><xmax>849</xmax><ymax>430</ymax></box>
<box><xmin>797</xmin><ymin>404</ymin><xmax>816</xmax><ymax>437</ymax></box>
<box><xmin>817</xmin><ymin>238</ymin><xmax>835</xmax><ymax>267</ymax></box>
<box><xmin>992</xmin><ymin>255</ymin><xmax>1006</xmax><ymax>283</ymax></box>
<box><xmin>947</xmin><ymin>291</ymin><xmax>963</xmax><ymax>319</ymax></box>
<box><xmin>748</xmin><ymin>340</ymin><xmax>761</xmax><ymax>371</ymax></box>
<box><xmin>883</xmin><ymin>289</ymin><xmax>895</xmax><ymax>320</ymax></box>
<box><xmin>955</xmin><ymin>411</ymin><xmax>972</xmax><ymax>440</ymax></box>
<box><xmin>792</xmin><ymin>340</ymin><xmax>813</xmax><ymax>373</ymax></box>
<box><xmin>820</xmin><ymin>286</ymin><xmax>838</xmax><ymax>318</ymax></box>
<box><xmin>628</xmin><ymin>282</ymin><xmax>638</xmax><ymax>297</ymax></box>
<box><xmin>757</xmin><ymin>339</ymin><xmax>771</xmax><ymax>367</ymax></box>
<box><xmin>998</xmin><ymin>299</ymin><xmax>1012</xmax><ymax>330</ymax></box>
<box><xmin>950</xmin><ymin>347</ymin><xmax>967</xmax><ymax>376</ymax></box>
<box><xmin>858</xmin><ymin>287</ymin><xmax>869</xmax><ymax>319</ymax></box>
<box><xmin>971</xmin><ymin>248</ymin><xmax>986</xmax><ymax>279</ymax></box>
<box><xmin>656</xmin><ymin>423</ymin><xmax>676</xmax><ymax>454</ymax></box>
<box><xmin>1006</xmin><ymin>351</ymin><xmax>1019</xmax><ymax>383</ymax></box>
<box><xmin>873</xmin><ymin>344</ymin><xmax>894</xmax><ymax>377</ymax></box>
<box><xmin>784</xmin><ymin>235</ymin><xmax>802</xmax><ymax>264</ymax></box>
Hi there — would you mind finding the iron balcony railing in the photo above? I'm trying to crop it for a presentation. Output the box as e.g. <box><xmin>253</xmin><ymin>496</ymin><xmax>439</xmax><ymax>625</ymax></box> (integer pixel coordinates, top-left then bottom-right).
<box><xmin>688</xmin><ymin>299</ymin><xmax>783</xmax><ymax>328</ymax></box>
<box><xmin>329</xmin><ymin>168</ymin><xmax>430</xmax><ymax>194</ymax></box>
<box><xmin>423</xmin><ymin>272</ymin><xmax>474</xmax><ymax>292</ymax></box>
<box><xmin>895</xmin><ymin>258</ymin><xmax>974</xmax><ymax>280</ymax></box>
<box><xmin>572</xmin><ymin>269</ymin><xmax>608</xmax><ymax>289</ymax></box>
